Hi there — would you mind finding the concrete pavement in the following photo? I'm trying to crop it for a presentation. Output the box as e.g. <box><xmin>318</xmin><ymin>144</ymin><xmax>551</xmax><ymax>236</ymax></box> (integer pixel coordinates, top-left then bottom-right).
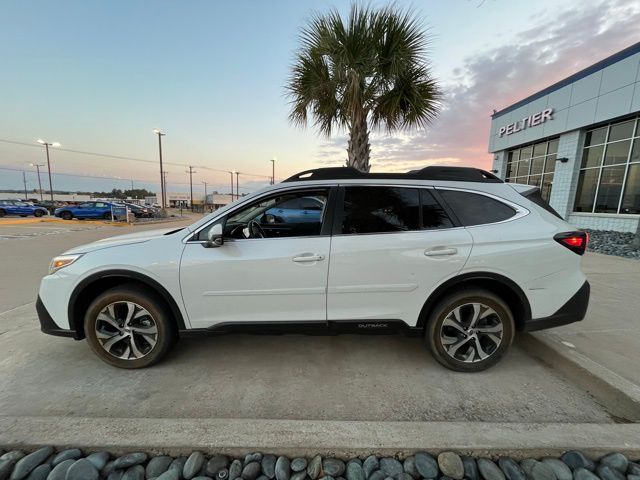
<box><xmin>534</xmin><ymin>252</ymin><xmax>640</xmax><ymax>386</ymax></box>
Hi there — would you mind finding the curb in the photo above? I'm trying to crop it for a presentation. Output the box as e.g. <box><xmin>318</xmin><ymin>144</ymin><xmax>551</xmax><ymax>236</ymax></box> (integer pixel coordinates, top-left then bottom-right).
<box><xmin>1</xmin><ymin>416</ymin><xmax>640</xmax><ymax>458</ymax></box>
<box><xmin>520</xmin><ymin>332</ymin><xmax>640</xmax><ymax>422</ymax></box>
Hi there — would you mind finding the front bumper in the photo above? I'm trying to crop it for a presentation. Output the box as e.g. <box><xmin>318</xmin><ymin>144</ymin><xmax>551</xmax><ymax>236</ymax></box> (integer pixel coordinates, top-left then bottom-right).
<box><xmin>36</xmin><ymin>296</ymin><xmax>78</xmax><ymax>339</ymax></box>
<box><xmin>522</xmin><ymin>281</ymin><xmax>590</xmax><ymax>332</ymax></box>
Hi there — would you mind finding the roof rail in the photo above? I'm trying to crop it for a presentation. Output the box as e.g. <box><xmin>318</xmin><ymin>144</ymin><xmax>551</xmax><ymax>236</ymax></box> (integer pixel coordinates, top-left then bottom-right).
<box><xmin>282</xmin><ymin>166</ymin><xmax>502</xmax><ymax>183</ymax></box>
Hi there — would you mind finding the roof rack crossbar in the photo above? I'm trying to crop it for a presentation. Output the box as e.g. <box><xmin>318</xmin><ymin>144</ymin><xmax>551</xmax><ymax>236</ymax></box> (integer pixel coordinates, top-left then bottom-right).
<box><xmin>282</xmin><ymin>166</ymin><xmax>502</xmax><ymax>183</ymax></box>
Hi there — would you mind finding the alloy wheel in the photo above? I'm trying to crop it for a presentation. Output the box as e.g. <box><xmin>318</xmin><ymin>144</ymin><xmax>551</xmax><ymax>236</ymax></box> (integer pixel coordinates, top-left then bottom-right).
<box><xmin>94</xmin><ymin>301</ymin><xmax>158</xmax><ymax>360</ymax></box>
<box><xmin>440</xmin><ymin>302</ymin><xmax>504</xmax><ymax>363</ymax></box>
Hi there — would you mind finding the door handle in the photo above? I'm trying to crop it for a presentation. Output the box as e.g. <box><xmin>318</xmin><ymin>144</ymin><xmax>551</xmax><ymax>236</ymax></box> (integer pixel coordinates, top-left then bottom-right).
<box><xmin>424</xmin><ymin>247</ymin><xmax>458</xmax><ymax>257</ymax></box>
<box><xmin>292</xmin><ymin>254</ymin><xmax>325</xmax><ymax>263</ymax></box>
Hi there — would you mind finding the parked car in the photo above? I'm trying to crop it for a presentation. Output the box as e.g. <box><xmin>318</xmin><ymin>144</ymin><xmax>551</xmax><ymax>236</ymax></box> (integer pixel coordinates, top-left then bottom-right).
<box><xmin>34</xmin><ymin>200</ymin><xmax>65</xmax><ymax>214</ymax></box>
<box><xmin>37</xmin><ymin>166</ymin><xmax>590</xmax><ymax>370</ymax></box>
<box><xmin>54</xmin><ymin>201</ymin><xmax>115</xmax><ymax>220</ymax></box>
<box><xmin>0</xmin><ymin>199</ymin><xmax>48</xmax><ymax>217</ymax></box>
<box><xmin>123</xmin><ymin>203</ymin><xmax>153</xmax><ymax>218</ymax></box>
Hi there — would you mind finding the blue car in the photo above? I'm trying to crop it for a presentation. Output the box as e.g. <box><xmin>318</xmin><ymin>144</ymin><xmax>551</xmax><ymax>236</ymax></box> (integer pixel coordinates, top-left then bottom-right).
<box><xmin>54</xmin><ymin>201</ymin><xmax>115</xmax><ymax>220</ymax></box>
<box><xmin>0</xmin><ymin>199</ymin><xmax>48</xmax><ymax>218</ymax></box>
<box><xmin>264</xmin><ymin>196</ymin><xmax>324</xmax><ymax>223</ymax></box>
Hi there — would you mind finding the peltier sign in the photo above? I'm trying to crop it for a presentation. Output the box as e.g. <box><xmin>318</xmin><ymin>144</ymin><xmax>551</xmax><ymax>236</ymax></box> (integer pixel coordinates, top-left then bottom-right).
<box><xmin>498</xmin><ymin>108</ymin><xmax>554</xmax><ymax>137</ymax></box>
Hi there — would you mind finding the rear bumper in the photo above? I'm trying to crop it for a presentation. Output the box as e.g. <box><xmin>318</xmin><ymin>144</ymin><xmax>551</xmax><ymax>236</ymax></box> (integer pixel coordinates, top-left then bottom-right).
<box><xmin>522</xmin><ymin>281</ymin><xmax>590</xmax><ymax>332</ymax></box>
<box><xmin>36</xmin><ymin>296</ymin><xmax>78</xmax><ymax>339</ymax></box>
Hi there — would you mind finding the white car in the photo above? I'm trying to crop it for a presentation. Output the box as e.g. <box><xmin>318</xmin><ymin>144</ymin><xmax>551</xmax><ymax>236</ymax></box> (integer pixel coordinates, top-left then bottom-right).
<box><xmin>37</xmin><ymin>167</ymin><xmax>590</xmax><ymax>371</ymax></box>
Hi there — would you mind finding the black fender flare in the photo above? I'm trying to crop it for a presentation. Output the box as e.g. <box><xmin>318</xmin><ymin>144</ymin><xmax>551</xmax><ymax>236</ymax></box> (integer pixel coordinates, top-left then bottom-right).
<box><xmin>416</xmin><ymin>271</ymin><xmax>532</xmax><ymax>329</ymax></box>
<box><xmin>68</xmin><ymin>269</ymin><xmax>187</xmax><ymax>333</ymax></box>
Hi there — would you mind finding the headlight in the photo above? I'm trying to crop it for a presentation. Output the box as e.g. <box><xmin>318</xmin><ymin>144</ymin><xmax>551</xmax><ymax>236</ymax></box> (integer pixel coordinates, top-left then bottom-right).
<box><xmin>49</xmin><ymin>254</ymin><xmax>82</xmax><ymax>274</ymax></box>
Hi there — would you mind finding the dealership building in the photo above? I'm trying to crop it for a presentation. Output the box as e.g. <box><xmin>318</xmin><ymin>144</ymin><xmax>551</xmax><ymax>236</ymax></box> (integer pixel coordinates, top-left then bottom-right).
<box><xmin>490</xmin><ymin>42</ymin><xmax>640</xmax><ymax>232</ymax></box>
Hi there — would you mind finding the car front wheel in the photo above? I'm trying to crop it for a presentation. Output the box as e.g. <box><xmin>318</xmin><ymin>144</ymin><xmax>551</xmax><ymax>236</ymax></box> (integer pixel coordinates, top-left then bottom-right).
<box><xmin>34</xmin><ymin>210</ymin><xmax>44</xmax><ymax>217</ymax></box>
<box><xmin>61</xmin><ymin>211</ymin><xmax>73</xmax><ymax>220</ymax></box>
<box><xmin>424</xmin><ymin>288</ymin><xmax>514</xmax><ymax>372</ymax></box>
<box><xmin>84</xmin><ymin>285</ymin><xmax>176</xmax><ymax>368</ymax></box>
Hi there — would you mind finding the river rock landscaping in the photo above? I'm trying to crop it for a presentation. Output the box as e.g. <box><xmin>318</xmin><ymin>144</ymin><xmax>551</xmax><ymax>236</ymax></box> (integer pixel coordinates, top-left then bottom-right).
<box><xmin>586</xmin><ymin>230</ymin><xmax>640</xmax><ymax>259</ymax></box>
<box><xmin>0</xmin><ymin>449</ymin><xmax>639</xmax><ymax>480</ymax></box>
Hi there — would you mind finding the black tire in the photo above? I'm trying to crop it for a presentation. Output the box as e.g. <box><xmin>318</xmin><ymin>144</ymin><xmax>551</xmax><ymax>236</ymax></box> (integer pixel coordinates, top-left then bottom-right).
<box><xmin>84</xmin><ymin>284</ymin><xmax>176</xmax><ymax>369</ymax></box>
<box><xmin>103</xmin><ymin>212</ymin><xmax>111</xmax><ymax>220</ymax></box>
<box><xmin>61</xmin><ymin>211</ymin><xmax>73</xmax><ymax>220</ymax></box>
<box><xmin>0</xmin><ymin>209</ymin><xmax>5</xmax><ymax>217</ymax></box>
<box><xmin>20</xmin><ymin>214</ymin><xmax>28</xmax><ymax>217</ymax></box>
<box><xmin>424</xmin><ymin>288</ymin><xmax>515</xmax><ymax>372</ymax></box>
<box><xmin>34</xmin><ymin>210</ymin><xmax>44</xmax><ymax>217</ymax></box>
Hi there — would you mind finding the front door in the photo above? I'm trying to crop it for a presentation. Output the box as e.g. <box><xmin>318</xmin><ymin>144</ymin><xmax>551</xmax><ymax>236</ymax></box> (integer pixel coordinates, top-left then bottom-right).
<box><xmin>327</xmin><ymin>186</ymin><xmax>473</xmax><ymax>327</ymax></box>
<box><xmin>179</xmin><ymin>187</ymin><xmax>333</xmax><ymax>329</ymax></box>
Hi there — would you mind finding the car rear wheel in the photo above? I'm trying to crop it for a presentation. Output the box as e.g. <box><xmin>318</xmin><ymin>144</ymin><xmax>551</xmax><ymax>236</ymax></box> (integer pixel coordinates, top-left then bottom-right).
<box><xmin>84</xmin><ymin>284</ymin><xmax>176</xmax><ymax>368</ymax></box>
<box><xmin>34</xmin><ymin>210</ymin><xmax>44</xmax><ymax>217</ymax></box>
<box><xmin>424</xmin><ymin>288</ymin><xmax>514</xmax><ymax>372</ymax></box>
<box><xmin>103</xmin><ymin>212</ymin><xmax>112</xmax><ymax>220</ymax></box>
<box><xmin>61</xmin><ymin>211</ymin><xmax>73</xmax><ymax>220</ymax></box>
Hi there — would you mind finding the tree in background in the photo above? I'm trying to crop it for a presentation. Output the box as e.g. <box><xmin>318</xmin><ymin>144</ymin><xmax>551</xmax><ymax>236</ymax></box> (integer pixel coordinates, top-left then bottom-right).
<box><xmin>287</xmin><ymin>4</ymin><xmax>441</xmax><ymax>172</ymax></box>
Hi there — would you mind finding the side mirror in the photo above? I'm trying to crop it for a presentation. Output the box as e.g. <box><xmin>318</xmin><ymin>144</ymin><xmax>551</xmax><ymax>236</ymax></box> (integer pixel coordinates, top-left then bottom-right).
<box><xmin>204</xmin><ymin>223</ymin><xmax>224</xmax><ymax>248</ymax></box>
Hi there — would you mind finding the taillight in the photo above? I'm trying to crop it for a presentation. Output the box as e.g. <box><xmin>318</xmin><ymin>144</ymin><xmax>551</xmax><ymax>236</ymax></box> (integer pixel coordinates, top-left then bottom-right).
<box><xmin>554</xmin><ymin>231</ymin><xmax>589</xmax><ymax>255</ymax></box>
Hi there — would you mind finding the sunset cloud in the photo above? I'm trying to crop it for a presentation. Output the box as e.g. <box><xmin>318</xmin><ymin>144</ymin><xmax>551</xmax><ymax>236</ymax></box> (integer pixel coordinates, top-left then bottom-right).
<box><xmin>316</xmin><ymin>0</ymin><xmax>640</xmax><ymax>172</ymax></box>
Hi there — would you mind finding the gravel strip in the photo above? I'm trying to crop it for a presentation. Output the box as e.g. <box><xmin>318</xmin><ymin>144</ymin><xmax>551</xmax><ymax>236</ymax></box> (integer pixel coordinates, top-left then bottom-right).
<box><xmin>0</xmin><ymin>449</ymin><xmax>638</xmax><ymax>480</ymax></box>
<box><xmin>586</xmin><ymin>230</ymin><xmax>640</xmax><ymax>260</ymax></box>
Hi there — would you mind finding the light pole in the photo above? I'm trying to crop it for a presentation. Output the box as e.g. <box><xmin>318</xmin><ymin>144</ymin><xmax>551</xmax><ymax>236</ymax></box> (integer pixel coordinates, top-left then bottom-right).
<box><xmin>22</xmin><ymin>172</ymin><xmax>28</xmax><ymax>200</ymax></box>
<box><xmin>235</xmin><ymin>171</ymin><xmax>240</xmax><ymax>199</ymax></box>
<box><xmin>163</xmin><ymin>171</ymin><xmax>168</xmax><ymax>207</ymax></box>
<box><xmin>30</xmin><ymin>163</ymin><xmax>45</xmax><ymax>201</ymax></box>
<box><xmin>153</xmin><ymin>129</ymin><xmax>166</xmax><ymax>209</ymax></box>
<box><xmin>270</xmin><ymin>158</ymin><xmax>276</xmax><ymax>184</ymax></box>
<box><xmin>229</xmin><ymin>171</ymin><xmax>235</xmax><ymax>201</ymax></box>
<box><xmin>36</xmin><ymin>139</ymin><xmax>60</xmax><ymax>202</ymax></box>
<box><xmin>186</xmin><ymin>166</ymin><xmax>196</xmax><ymax>211</ymax></box>
<box><xmin>202</xmin><ymin>181</ymin><xmax>208</xmax><ymax>212</ymax></box>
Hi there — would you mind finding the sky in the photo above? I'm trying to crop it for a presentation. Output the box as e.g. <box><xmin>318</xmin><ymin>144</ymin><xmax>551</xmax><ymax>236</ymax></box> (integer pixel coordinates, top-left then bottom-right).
<box><xmin>1</xmin><ymin>0</ymin><xmax>639</xmax><ymax>196</ymax></box>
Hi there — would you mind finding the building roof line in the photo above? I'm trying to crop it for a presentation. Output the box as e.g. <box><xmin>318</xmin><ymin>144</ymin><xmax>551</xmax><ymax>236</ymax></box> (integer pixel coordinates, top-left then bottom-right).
<box><xmin>491</xmin><ymin>41</ymin><xmax>640</xmax><ymax>119</ymax></box>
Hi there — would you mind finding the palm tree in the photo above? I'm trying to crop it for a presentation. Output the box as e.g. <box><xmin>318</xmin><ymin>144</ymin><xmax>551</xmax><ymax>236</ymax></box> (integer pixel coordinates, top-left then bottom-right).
<box><xmin>286</xmin><ymin>4</ymin><xmax>441</xmax><ymax>172</ymax></box>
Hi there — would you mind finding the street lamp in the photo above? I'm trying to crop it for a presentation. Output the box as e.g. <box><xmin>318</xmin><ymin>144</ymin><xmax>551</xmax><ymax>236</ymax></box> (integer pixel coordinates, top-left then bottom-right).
<box><xmin>36</xmin><ymin>139</ymin><xmax>60</xmax><ymax>202</ymax></box>
<box><xmin>30</xmin><ymin>163</ymin><xmax>45</xmax><ymax>201</ymax></box>
<box><xmin>270</xmin><ymin>158</ymin><xmax>276</xmax><ymax>185</ymax></box>
<box><xmin>235</xmin><ymin>171</ymin><xmax>240</xmax><ymax>199</ymax></box>
<box><xmin>153</xmin><ymin>129</ymin><xmax>166</xmax><ymax>209</ymax></box>
<box><xmin>229</xmin><ymin>171</ymin><xmax>235</xmax><ymax>201</ymax></box>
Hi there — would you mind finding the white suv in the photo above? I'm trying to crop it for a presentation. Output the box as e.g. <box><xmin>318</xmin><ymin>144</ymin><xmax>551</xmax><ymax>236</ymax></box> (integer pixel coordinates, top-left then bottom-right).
<box><xmin>37</xmin><ymin>167</ymin><xmax>590</xmax><ymax>371</ymax></box>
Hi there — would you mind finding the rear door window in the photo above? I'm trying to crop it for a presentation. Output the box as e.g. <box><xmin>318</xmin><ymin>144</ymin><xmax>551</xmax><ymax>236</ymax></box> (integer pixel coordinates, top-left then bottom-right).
<box><xmin>438</xmin><ymin>190</ymin><xmax>516</xmax><ymax>226</ymax></box>
<box><xmin>420</xmin><ymin>190</ymin><xmax>454</xmax><ymax>229</ymax></box>
<box><xmin>341</xmin><ymin>186</ymin><xmax>420</xmax><ymax>234</ymax></box>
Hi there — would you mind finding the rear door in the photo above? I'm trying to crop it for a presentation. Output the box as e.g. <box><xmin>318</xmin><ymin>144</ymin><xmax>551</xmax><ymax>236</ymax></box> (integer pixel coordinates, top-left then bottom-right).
<box><xmin>326</xmin><ymin>185</ymin><xmax>473</xmax><ymax>327</ymax></box>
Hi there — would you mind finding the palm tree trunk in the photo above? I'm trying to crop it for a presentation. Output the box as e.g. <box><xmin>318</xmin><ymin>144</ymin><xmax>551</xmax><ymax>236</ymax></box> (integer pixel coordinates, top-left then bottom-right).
<box><xmin>347</xmin><ymin>115</ymin><xmax>371</xmax><ymax>172</ymax></box>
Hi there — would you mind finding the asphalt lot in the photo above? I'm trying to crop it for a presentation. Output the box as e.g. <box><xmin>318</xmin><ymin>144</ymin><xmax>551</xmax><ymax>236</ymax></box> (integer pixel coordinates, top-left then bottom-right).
<box><xmin>0</xmin><ymin>218</ymin><xmax>634</xmax><ymax>424</ymax></box>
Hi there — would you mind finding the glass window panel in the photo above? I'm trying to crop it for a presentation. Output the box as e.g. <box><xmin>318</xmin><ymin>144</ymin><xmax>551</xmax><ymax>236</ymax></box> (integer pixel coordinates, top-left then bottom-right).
<box><xmin>532</xmin><ymin>142</ymin><xmax>547</xmax><ymax>157</ymax></box>
<box><xmin>517</xmin><ymin>158</ymin><xmax>530</xmax><ymax>177</ymax></box>
<box><xmin>585</xmin><ymin>127</ymin><xmax>607</xmax><ymax>146</ymax></box>
<box><xmin>574</xmin><ymin>169</ymin><xmax>599</xmax><ymax>212</ymax></box>
<box><xmin>594</xmin><ymin>166</ymin><xmax>625</xmax><ymax>213</ymax></box>
<box><xmin>541</xmin><ymin>173</ymin><xmax>554</xmax><ymax>202</ymax></box>
<box><xmin>528</xmin><ymin>175</ymin><xmax>542</xmax><ymax>187</ymax></box>
<box><xmin>582</xmin><ymin>145</ymin><xmax>604</xmax><ymax>168</ymax></box>
<box><xmin>631</xmin><ymin>138</ymin><xmax>640</xmax><ymax>163</ymax></box>
<box><xmin>508</xmin><ymin>150</ymin><xmax>519</xmax><ymax>163</ymax></box>
<box><xmin>608</xmin><ymin>120</ymin><xmax>635</xmax><ymax>142</ymax></box>
<box><xmin>420</xmin><ymin>190</ymin><xmax>454</xmax><ymax>230</ymax></box>
<box><xmin>438</xmin><ymin>191</ymin><xmax>516</xmax><ymax>226</ymax></box>
<box><xmin>530</xmin><ymin>157</ymin><xmax>544</xmax><ymax>176</ymax></box>
<box><xmin>603</xmin><ymin>140</ymin><xmax>631</xmax><ymax>166</ymax></box>
<box><xmin>520</xmin><ymin>146</ymin><xmax>532</xmax><ymax>159</ymax></box>
<box><xmin>544</xmin><ymin>154</ymin><xmax>556</xmax><ymax>173</ymax></box>
<box><xmin>547</xmin><ymin>139</ymin><xmax>559</xmax><ymax>154</ymax></box>
<box><xmin>621</xmin><ymin>164</ymin><xmax>640</xmax><ymax>214</ymax></box>
<box><xmin>505</xmin><ymin>162</ymin><xmax>513</xmax><ymax>178</ymax></box>
<box><xmin>341</xmin><ymin>187</ymin><xmax>420</xmax><ymax>234</ymax></box>
<box><xmin>515</xmin><ymin>176</ymin><xmax>527</xmax><ymax>183</ymax></box>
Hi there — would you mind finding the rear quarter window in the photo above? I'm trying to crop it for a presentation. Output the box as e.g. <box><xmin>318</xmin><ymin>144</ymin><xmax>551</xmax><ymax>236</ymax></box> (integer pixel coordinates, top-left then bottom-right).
<box><xmin>438</xmin><ymin>190</ymin><xmax>516</xmax><ymax>226</ymax></box>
